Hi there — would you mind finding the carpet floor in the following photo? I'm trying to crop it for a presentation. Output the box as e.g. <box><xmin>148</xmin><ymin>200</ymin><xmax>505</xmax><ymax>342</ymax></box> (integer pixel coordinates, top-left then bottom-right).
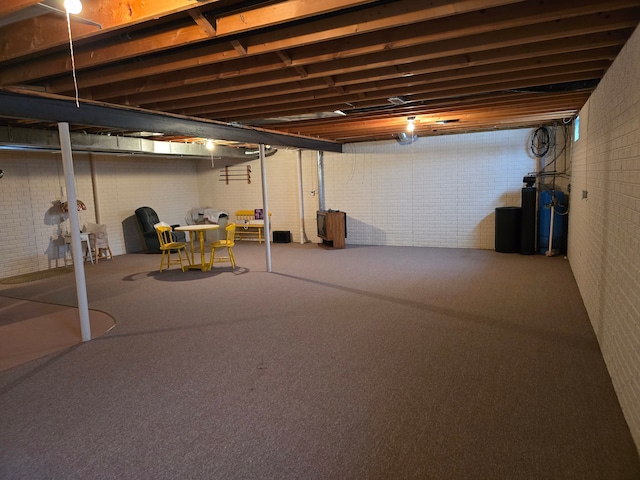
<box><xmin>0</xmin><ymin>266</ymin><xmax>74</xmax><ymax>285</ymax></box>
<box><xmin>0</xmin><ymin>295</ymin><xmax>116</xmax><ymax>372</ymax></box>
<box><xmin>0</xmin><ymin>242</ymin><xmax>638</xmax><ymax>479</ymax></box>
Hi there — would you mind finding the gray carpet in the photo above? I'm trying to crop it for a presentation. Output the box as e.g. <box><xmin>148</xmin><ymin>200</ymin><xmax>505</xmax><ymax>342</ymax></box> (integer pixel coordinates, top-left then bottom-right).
<box><xmin>0</xmin><ymin>266</ymin><xmax>73</xmax><ymax>285</ymax></box>
<box><xmin>0</xmin><ymin>243</ymin><xmax>638</xmax><ymax>479</ymax></box>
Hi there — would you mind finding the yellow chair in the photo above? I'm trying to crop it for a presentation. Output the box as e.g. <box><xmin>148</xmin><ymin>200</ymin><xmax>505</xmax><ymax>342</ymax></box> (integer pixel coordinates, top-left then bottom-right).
<box><xmin>208</xmin><ymin>223</ymin><xmax>236</xmax><ymax>269</ymax></box>
<box><xmin>156</xmin><ymin>225</ymin><xmax>191</xmax><ymax>272</ymax></box>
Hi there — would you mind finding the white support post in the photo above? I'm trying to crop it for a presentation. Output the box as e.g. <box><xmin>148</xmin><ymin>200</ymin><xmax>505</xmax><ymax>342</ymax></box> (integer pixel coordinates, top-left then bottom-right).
<box><xmin>317</xmin><ymin>151</ymin><xmax>325</xmax><ymax>211</ymax></box>
<box><xmin>89</xmin><ymin>153</ymin><xmax>101</xmax><ymax>224</ymax></box>
<box><xmin>58</xmin><ymin>122</ymin><xmax>92</xmax><ymax>342</ymax></box>
<box><xmin>296</xmin><ymin>149</ymin><xmax>308</xmax><ymax>244</ymax></box>
<box><xmin>259</xmin><ymin>144</ymin><xmax>272</xmax><ymax>272</ymax></box>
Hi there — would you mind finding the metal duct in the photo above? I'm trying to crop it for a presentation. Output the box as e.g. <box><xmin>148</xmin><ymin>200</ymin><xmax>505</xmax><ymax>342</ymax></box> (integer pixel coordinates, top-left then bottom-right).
<box><xmin>0</xmin><ymin>126</ymin><xmax>277</xmax><ymax>159</ymax></box>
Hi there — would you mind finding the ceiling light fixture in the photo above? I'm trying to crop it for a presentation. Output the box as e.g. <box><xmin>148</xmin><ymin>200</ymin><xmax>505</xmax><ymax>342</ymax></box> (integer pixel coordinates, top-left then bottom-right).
<box><xmin>205</xmin><ymin>140</ymin><xmax>215</xmax><ymax>168</ymax></box>
<box><xmin>64</xmin><ymin>0</ymin><xmax>83</xmax><ymax>14</ymax></box>
<box><xmin>396</xmin><ymin>132</ymin><xmax>418</xmax><ymax>146</ymax></box>
<box><xmin>406</xmin><ymin>116</ymin><xmax>416</xmax><ymax>133</ymax></box>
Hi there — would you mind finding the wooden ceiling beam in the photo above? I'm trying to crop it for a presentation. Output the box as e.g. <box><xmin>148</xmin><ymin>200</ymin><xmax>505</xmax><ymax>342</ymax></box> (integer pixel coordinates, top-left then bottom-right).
<box><xmin>0</xmin><ymin>0</ymin><xmax>382</xmax><ymax>74</ymax></box>
<box><xmin>281</xmin><ymin>89</ymin><xmax>589</xmax><ymax>122</ymax></box>
<box><xmin>2</xmin><ymin>21</ymin><xmax>222</xmax><ymax>85</ymax></box>
<box><xmin>160</xmin><ymin>48</ymin><xmax>617</xmax><ymax>116</ymax></box>
<box><xmin>214</xmin><ymin>0</ymin><xmax>378</xmax><ymax>36</ymax></box>
<box><xmin>0</xmin><ymin>0</ymin><xmax>227</xmax><ymax>62</ymax></box>
<box><xmin>14</xmin><ymin>0</ymin><xmax>623</xmax><ymax>93</ymax></box>
<box><xmin>189</xmin><ymin>9</ymin><xmax>217</xmax><ymax>37</ymax></box>
<box><xmin>34</xmin><ymin>0</ymin><xmax>526</xmax><ymax>92</ymax></box>
<box><xmin>209</xmin><ymin>68</ymin><xmax>603</xmax><ymax>121</ymax></box>
<box><xmin>230</xmin><ymin>40</ymin><xmax>247</xmax><ymax>56</ymax></box>
<box><xmin>0</xmin><ymin>0</ymin><xmax>384</xmax><ymax>81</ymax></box>
<box><xmin>293</xmin><ymin>112</ymin><xmax>575</xmax><ymax>142</ymax></box>
<box><xmin>276</xmin><ymin>50</ymin><xmax>293</xmax><ymax>66</ymax></box>
<box><xmin>7</xmin><ymin>2</ymin><xmax>631</xmax><ymax>92</ymax></box>
<box><xmin>1</xmin><ymin>0</ymin><xmax>638</xmax><ymax>144</ymax></box>
<box><xmin>341</xmin><ymin>70</ymin><xmax>601</xmax><ymax>114</ymax></box>
<box><xmin>294</xmin><ymin>65</ymin><xmax>308</xmax><ymax>78</ymax></box>
<box><xmin>251</xmin><ymin>88</ymin><xmax>590</xmax><ymax>129</ymax></box>
<box><xmin>264</xmin><ymin>99</ymin><xmax>588</xmax><ymax>139</ymax></box>
<box><xmin>265</xmin><ymin>3</ymin><xmax>639</xmax><ymax>69</ymax></box>
<box><xmin>319</xmin><ymin>104</ymin><xmax>583</xmax><ymax>134</ymax></box>
<box><xmin>0</xmin><ymin>24</ymin><xmax>218</xmax><ymax>86</ymax></box>
<box><xmin>128</xmin><ymin>33</ymin><xmax>624</xmax><ymax>109</ymax></box>
<box><xmin>303</xmin><ymin>107</ymin><xmax>581</xmax><ymax>140</ymax></box>
<box><xmin>299</xmin><ymin>10</ymin><xmax>638</xmax><ymax>77</ymax></box>
<box><xmin>279</xmin><ymin>91</ymin><xmax>590</xmax><ymax>134</ymax></box>
<box><xmin>75</xmin><ymin>9</ymin><xmax>636</xmax><ymax>104</ymax></box>
<box><xmin>302</xmin><ymin>106</ymin><xmax>584</xmax><ymax>139</ymax></box>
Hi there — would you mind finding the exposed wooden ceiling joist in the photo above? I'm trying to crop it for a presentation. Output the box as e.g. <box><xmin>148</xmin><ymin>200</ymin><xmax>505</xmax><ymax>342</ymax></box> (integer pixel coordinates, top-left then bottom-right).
<box><xmin>0</xmin><ymin>0</ymin><xmax>230</xmax><ymax>61</ymax></box>
<box><xmin>1</xmin><ymin>0</ymin><xmax>639</xmax><ymax>144</ymax></box>
<box><xmin>32</xmin><ymin>0</ymin><xmax>527</xmax><ymax>93</ymax></box>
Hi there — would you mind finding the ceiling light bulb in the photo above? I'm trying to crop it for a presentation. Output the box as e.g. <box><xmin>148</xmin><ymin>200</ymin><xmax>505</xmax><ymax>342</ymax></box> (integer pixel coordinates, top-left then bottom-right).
<box><xmin>205</xmin><ymin>139</ymin><xmax>215</xmax><ymax>151</ymax></box>
<box><xmin>406</xmin><ymin>118</ymin><xmax>415</xmax><ymax>133</ymax></box>
<box><xmin>64</xmin><ymin>0</ymin><xmax>83</xmax><ymax>14</ymax></box>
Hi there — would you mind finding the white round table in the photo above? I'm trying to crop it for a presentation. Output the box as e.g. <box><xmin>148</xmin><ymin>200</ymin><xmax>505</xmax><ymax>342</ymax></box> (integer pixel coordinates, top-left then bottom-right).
<box><xmin>174</xmin><ymin>224</ymin><xmax>220</xmax><ymax>271</ymax></box>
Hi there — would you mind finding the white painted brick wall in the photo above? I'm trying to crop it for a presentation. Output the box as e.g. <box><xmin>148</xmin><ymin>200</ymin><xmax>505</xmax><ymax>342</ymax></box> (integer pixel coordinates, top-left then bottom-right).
<box><xmin>0</xmin><ymin>152</ymin><xmax>199</xmax><ymax>278</ymax></box>
<box><xmin>2</xmin><ymin>128</ymin><xmax>537</xmax><ymax>277</ymax></box>
<box><xmin>200</xmin><ymin>130</ymin><xmax>535</xmax><ymax>247</ymax></box>
<box><xmin>568</xmin><ymin>25</ymin><xmax>640</xmax><ymax>452</ymax></box>
<box><xmin>320</xmin><ymin>129</ymin><xmax>535</xmax><ymax>248</ymax></box>
<box><xmin>95</xmin><ymin>154</ymin><xmax>199</xmax><ymax>252</ymax></box>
